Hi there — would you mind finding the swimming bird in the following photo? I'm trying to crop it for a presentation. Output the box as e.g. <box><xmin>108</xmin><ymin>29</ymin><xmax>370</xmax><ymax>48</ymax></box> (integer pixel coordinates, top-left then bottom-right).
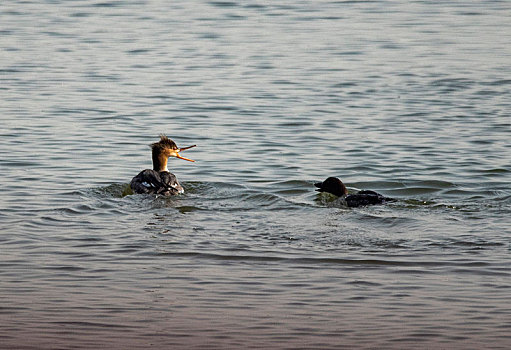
<box><xmin>314</xmin><ymin>177</ymin><xmax>394</xmax><ymax>207</ymax></box>
<box><xmin>130</xmin><ymin>135</ymin><xmax>196</xmax><ymax>196</ymax></box>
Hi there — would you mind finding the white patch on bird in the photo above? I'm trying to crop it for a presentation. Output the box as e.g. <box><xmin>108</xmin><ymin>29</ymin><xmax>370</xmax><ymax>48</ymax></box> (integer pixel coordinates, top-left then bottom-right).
<box><xmin>170</xmin><ymin>183</ymin><xmax>184</xmax><ymax>193</ymax></box>
<box><xmin>141</xmin><ymin>181</ymin><xmax>151</xmax><ymax>187</ymax></box>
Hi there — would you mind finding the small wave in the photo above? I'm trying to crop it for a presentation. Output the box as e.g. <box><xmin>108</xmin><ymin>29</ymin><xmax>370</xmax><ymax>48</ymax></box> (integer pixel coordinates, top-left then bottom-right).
<box><xmin>90</xmin><ymin>183</ymin><xmax>132</xmax><ymax>198</ymax></box>
<box><xmin>430</xmin><ymin>77</ymin><xmax>474</xmax><ymax>90</ymax></box>
<box><xmin>240</xmin><ymin>192</ymin><xmax>281</xmax><ymax>204</ymax></box>
<box><xmin>346</xmin><ymin>280</ymin><xmax>382</xmax><ymax>287</ymax></box>
<box><xmin>59</xmin><ymin>204</ymin><xmax>95</xmax><ymax>215</ymax></box>
<box><xmin>209</xmin><ymin>1</ymin><xmax>237</xmax><ymax>8</ymax></box>
<box><xmin>93</xmin><ymin>1</ymin><xmax>121</xmax><ymax>8</ymax></box>
<box><xmin>426</xmin><ymin>238</ymin><xmax>506</xmax><ymax>250</ymax></box>
<box><xmin>387</xmin><ymin>187</ymin><xmax>442</xmax><ymax>195</ymax></box>
<box><xmin>155</xmin><ymin>250</ymin><xmax>500</xmax><ymax>270</ymax></box>
<box><xmin>175</xmin><ymin>205</ymin><xmax>203</xmax><ymax>214</ymax></box>
<box><xmin>184</xmin><ymin>181</ymin><xmax>246</xmax><ymax>195</ymax></box>
<box><xmin>478</xmin><ymin>168</ymin><xmax>509</xmax><ymax>174</ymax></box>
<box><xmin>482</xmin><ymin>79</ymin><xmax>511</xmax><ymax>86</ymax></box>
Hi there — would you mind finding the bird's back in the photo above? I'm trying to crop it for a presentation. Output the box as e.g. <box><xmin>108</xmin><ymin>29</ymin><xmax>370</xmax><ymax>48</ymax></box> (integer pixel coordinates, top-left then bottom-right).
<box><xmin>130</xmin><ymin>169</ymin><xmax>184</xmax><ymax>195</ymax></box>
<box><xmin>345</xmin><ymin>190</ymin><xmax>394</xmax><ymax>207</ymax></box>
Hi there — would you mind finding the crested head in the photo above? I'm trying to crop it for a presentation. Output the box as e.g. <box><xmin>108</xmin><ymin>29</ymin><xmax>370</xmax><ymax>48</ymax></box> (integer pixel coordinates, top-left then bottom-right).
<box><xmin>151</xmin><ymin>134</ymin><xmax>178</xmax><ymax>152</ymax></box>
<box><xmin>151</xmin><ymin>135</ymin><xmax>177</xmax><ymax>172</ymax></box>
<box><xmin>150</xmin><ymin>134</ymin><xmax>196</xmax><ymax>172</ymax></box>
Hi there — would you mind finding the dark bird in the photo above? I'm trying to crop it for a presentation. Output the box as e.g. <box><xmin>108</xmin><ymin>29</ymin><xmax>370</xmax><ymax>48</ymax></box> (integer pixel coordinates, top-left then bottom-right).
<box><xmin>314</xmin><ymin>177</ymin><xmax>394</xmax><ymax>207</ymax></box>
<box><xmin>130</xmin><ymin>135</ymin><xmax>196</xmax><ymax>196</ymax></box>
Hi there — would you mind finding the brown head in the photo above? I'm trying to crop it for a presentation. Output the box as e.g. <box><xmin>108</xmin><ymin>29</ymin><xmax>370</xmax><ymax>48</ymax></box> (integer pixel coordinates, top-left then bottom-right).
<box><xmin>314</xmin><ymin>177</ymin><xmax>348</xmax><ymax>197</ymax></box>
<box><xmin>151</xmin><ymin>134</ymin><xmax>196</xmax><ymax>172</ymax></box>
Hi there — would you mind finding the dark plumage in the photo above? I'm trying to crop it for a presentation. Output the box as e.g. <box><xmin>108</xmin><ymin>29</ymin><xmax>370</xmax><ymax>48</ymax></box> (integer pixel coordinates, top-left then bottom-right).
<box><xmin>314</xmin><ymin>177</ymin><xmax>394</xmax><ymax>207</ymax></box>
<box><xmin>130</xmin><ymin>169</ymin><xmax>183</xmax><ymax>195</ymax></box>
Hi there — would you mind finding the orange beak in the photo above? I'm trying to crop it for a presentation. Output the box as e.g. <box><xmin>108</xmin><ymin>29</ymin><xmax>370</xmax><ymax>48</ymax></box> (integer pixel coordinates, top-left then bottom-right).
<box><xmin>175</xmin><ymin>144</ymin><xmax>196</xmax><ymax>162</ymax></box>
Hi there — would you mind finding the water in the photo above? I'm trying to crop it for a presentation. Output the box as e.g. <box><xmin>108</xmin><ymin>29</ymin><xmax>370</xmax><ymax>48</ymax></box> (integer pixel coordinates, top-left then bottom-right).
<box><xmin>1</xmin><ymin>0</ymin><xmax>510</xmax><ymax>348</ymax></box>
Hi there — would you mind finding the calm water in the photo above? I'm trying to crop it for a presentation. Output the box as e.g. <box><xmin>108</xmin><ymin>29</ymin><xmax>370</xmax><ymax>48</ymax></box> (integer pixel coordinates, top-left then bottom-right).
<box><xmin>1</xmin><ymin>0</ymin><xmax>510</xmax><ymax>349</ymax></box>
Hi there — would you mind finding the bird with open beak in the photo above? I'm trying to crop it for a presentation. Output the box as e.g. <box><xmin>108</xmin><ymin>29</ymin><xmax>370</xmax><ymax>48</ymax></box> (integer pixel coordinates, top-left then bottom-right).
<box><xmin>130</xmin><ymin>135</ymin><xmax>196</xmax><ymax>196</ymax></box>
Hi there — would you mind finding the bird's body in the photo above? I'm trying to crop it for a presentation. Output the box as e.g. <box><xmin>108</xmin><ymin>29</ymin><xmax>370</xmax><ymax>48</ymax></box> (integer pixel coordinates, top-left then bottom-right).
<box><xmin>130</xmin><ymin>169</ymin><xmax>183</xmax><ymax>196</ymax></box>
<box><xmin>344</xmin><ymin>190</ymin><xmax>390</xmax><ymax>207</ymax></box>
<box><xmin>314</xmin><ymin>177</ymin><xmax>394</xmax><ymax>207</ymax></box>
<box><xmin>130</xmin><ymin>135</ymin><xmax>195</xmax><ymax>196</ymax></box>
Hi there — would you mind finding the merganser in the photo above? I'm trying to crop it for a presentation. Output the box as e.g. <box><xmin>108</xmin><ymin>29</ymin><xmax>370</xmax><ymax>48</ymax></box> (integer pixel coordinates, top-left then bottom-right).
<box><xmin>314</xmin><ymin>177</ymin><xmax>394</xmax><ymax>207</ymax></box>
<box><xmin>130</xmin><ymin>135</ymin><xmax>196</xmax><ymax>196</ymax></box>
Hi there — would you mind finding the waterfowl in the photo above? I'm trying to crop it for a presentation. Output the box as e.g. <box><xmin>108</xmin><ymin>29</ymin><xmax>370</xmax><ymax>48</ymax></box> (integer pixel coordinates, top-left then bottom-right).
<box><xmin>130</xmin><ymin>135</ymin><xmax>196</xmax><ymax>196</ymax></box>
<box><xmin>314</xmin><ymin>177</ymin><xmax>394</xmax><ymax>207</ymax></box>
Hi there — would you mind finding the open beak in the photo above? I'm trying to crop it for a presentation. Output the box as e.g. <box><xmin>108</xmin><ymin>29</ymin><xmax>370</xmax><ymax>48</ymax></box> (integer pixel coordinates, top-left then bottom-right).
<box><xmin>175</xmin><ymin>144</ymin><xmax>196</xmax><ymax>162</ymax></box>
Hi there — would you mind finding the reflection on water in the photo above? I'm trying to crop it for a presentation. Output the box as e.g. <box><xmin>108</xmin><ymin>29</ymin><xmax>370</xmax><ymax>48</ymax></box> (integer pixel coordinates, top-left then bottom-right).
<box><xmin>1</xmin><ymin>0</ymin><xmax>510</xmax><ymax>349</ymax></box>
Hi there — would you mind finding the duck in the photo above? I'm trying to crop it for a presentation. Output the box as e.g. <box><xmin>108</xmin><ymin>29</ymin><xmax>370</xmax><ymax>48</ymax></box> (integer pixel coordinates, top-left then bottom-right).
<box><xmin>130</xmin><ymin>135</ymin><xmax>196</xmax><ymax>196</ymax></box>
<box><xmin>314</xmin><ymin>177</ymin><xmax>394</xmax><ymax>207</ymax></box>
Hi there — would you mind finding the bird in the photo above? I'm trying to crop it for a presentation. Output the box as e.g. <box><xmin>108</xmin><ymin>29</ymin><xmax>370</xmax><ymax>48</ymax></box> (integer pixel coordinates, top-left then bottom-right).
<box><xmin>314</xmin><ymin>177</ymin><xmax>394</xmax><ymax>207</ymax></box>
<box><xmin>130</xmin><ymin>135</ymin><xmax>196</xmax><ymax>196</ymax></box>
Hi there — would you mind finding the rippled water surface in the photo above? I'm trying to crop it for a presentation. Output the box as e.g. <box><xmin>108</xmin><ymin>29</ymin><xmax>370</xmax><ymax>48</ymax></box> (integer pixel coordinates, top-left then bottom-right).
<box><xmin>1</xmin><ymin>1</ymin><xmax>510</xmax><ymax>349</ymax></box>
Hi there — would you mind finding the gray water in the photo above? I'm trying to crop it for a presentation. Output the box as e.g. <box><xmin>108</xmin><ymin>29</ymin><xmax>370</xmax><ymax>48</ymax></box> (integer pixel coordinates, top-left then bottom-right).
<box><xmin>1</xmin><ymin>1</ymin><xmax>510</xmax><ymax>349</ymax></box>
